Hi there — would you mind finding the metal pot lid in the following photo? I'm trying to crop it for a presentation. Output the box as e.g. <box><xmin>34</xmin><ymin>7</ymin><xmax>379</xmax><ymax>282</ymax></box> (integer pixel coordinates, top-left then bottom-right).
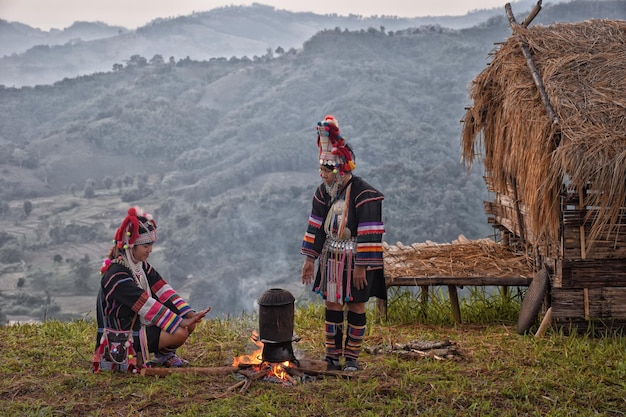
<box><xmin>257</xmin><ymin>288</ymin><xmax>295</xmax><ymax>306</ymax></box>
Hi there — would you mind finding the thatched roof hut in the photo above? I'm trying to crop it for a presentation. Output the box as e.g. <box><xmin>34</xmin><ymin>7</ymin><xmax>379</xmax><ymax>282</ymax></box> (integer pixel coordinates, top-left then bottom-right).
<box><xmin>462</xmin><ymin>14</ymin><xmax>626</xmax><ymax>333</ymax></box>
<box><xmin>462</xmin><ymin>19</ymin><xmax>626</xmax><ymax>252</ymax></box>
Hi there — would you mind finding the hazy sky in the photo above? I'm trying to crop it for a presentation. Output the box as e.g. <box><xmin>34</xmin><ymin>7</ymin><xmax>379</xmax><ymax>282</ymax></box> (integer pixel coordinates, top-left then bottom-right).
<box><xmin>1</xmin><ymin>0</ymin><xmax>517</xmax><ymax>30</ymax></box>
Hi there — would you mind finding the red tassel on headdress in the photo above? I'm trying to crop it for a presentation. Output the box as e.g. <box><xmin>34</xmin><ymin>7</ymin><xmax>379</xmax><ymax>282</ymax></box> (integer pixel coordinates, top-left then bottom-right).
<box><xmin>114</xmin><ymin>207</ymin><xmax>142</xmax><ymax>249</ymax></box>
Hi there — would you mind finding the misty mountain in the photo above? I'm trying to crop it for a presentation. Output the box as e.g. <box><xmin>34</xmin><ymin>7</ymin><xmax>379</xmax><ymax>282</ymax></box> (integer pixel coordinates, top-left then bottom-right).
<box><xmin>0</xmin><ymin>20</ymin><xmax>127</xmax><ymax>58</ymax></box>
<box><xmin>0</xmin><ymin>0</ymin><xmax>624</xmax><ymax>319</ymax></box>
<box><xmin>0</xmin><ymin>1</ymin><xmax>561</xmax><ymax>87</ymax></box>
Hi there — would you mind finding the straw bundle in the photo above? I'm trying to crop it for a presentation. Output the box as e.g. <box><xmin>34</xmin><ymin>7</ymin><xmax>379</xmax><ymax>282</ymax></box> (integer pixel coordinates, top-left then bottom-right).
<box><xmin>383</xmin><ymin>238</ymin><xmax>534</xmax><ymax>279</ymax></box>
<box><xmin>462</xmin><ymin>19</ymin><xmax>626</xmax><ymax>249</ymax></box>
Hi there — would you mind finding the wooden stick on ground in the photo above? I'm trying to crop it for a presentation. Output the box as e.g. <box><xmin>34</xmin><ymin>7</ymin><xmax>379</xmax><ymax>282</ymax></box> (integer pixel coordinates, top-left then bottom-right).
<box><xmin>212</xmin><ymin>380</ymin><xmax>246</xmax><ymax>399</ymax></box>
<box><xmin>140</xmin><ymin>366</ymin><xmax>238</xmax><ymax>377</ymax></box>
<box><xmin>239</xmin><ymin>368</ymin><xmax>270</xmax><ymax>394</ymax></box>
<box><xmin>289</xmin><ymin>367</ymin><xmax>354</xmax><ymax>379</ymax></box>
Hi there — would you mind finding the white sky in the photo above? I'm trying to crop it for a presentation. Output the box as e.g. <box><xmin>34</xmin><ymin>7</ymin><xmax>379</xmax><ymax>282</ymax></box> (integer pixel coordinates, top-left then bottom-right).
<box><xmin>0</xmin><ymin>0</ymin><xmax>517</xmax><ymax>31</ymax></box>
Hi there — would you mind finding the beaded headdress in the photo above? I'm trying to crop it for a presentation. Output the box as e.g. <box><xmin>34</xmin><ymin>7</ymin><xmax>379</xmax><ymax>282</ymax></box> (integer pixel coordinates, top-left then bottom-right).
<box><xmin>113</xmin><ymin>206</ymin><xmax>157</xmax><ymax>249</ymax></box>
<box><xmin>316</xmin><ymin>115</ymin><xmax>355</xmax><ymax>175</ymax></box>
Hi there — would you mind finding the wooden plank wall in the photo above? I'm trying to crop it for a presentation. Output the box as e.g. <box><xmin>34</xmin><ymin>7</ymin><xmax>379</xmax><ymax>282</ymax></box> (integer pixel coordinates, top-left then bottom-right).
<box><xmin>553</xmin><ymin>191</ymin><xmax>626</xmax><ymax>333</ymax></box>
<box><xmin>483</xmin><ymin>178</ymin><xmax>626</xmax><ymax>333</ymax></box>
<box><xmin>557</xmin><ymin>197</ymin><xmax>626</xmax><ymax>288</ymax></box>
<box><xmin>552</xmin><ymin>287</ymin><xmax>626</xmax><ymax>334</ymax></box>
<box><xmin>485</xmin><ymin>186</ymin><xmax>626</xmax><ymax>287</ymax></box>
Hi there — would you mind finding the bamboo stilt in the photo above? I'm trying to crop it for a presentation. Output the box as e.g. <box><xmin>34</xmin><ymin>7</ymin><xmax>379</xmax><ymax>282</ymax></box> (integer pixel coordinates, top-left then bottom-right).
<box><xmin>535</xmin><ymin>307</ymin><xmax>553</xmax><ymax>337</ymax></box>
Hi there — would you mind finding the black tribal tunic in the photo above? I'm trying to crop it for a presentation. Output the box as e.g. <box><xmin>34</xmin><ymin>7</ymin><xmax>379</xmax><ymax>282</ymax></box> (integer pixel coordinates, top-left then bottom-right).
<box><xmin>301</xmin><ymin>175</ymin><xmax>386</xmax><ymax>301</ymax></box>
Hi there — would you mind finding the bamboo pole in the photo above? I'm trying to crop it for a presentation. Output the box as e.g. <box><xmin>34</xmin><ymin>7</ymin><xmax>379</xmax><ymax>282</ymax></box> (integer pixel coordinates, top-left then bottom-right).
<box><xmin>534</xmin><ymin>307</ymin><xmax>553</xmax><ymax>337</ymax></box>
<box><xmin>522</xmin><ymin>0</ymin><xmax>542</xmax><ymax>28</ymax></box>
<box><xmin>505</xmin><ymin>2</ymin><xmax>559</xmax><ymax>125</ymax></box>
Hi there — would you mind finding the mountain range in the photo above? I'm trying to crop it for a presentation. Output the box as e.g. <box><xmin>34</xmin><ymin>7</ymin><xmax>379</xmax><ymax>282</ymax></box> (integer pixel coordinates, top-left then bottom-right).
<box><xmin>0</xmin><ymin>0</ymin><xmax>558</xmax><ymax>87</ymax></box>
<box><xmin>0</xmin><ymin>0</ymin><xmax>624</xmax><ymax>320</ymax></box>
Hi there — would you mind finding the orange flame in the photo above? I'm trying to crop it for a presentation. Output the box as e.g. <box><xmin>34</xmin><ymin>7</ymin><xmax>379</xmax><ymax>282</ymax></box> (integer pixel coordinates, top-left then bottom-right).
<box><xmin>232</xmin><ymin>332</ymin><xmax>295</xmax><ymax>383</ymax></box>
<box><xmin>232</xmin><ymin>331</ymin><xmax>263</xmax><ymax>367</ymax></box>
<box><xmin>271</xmin><ymin>361</ymin><xmax>291</xmax><ymax>380</ymax></box>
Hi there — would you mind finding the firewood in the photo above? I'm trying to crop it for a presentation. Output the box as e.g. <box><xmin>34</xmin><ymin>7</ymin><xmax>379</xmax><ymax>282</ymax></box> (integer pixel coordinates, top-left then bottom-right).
<box><xmin>239</xmin><ymin>378</ymin><xmax>253</xmax><ymax>394</ymax></box>
<box><xmin>213</xmin><ymin>380</ymin><xmax>246</xmax><ymax>399</ymax></box>
<box><xmin>226</xmin><ymin>380</ymin><xmax>246</xmax><ymax>392</ymax></box>
<box><xmin>140</xmin><ymin>366</ymin><xmax>238</xmax><ymax>377</ymax></box>
<box><xmin>294</xmin><ymin>358</ymin><xmax>327</xmax><ymax>371</ymax></box>
<box><xmin>284</xmin><ymin>372</ymin><xmax>298</xmax><ymax>385</ymax></box>
<box><xmin>239</xmin><ymin>368</ymin><xmax>270</xmax><ymax>394</ymax></box>
<box><xmin>291</xmin><ymin>367</ymin><xmax>353</xmax><ymax>379</ymax></box>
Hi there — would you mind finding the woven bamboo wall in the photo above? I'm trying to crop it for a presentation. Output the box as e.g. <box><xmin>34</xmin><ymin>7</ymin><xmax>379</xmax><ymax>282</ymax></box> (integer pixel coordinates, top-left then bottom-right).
<box><xmin>485</xmin><ymin>183</ymin><xmax>626</xmax><ymax>332</ymax></box>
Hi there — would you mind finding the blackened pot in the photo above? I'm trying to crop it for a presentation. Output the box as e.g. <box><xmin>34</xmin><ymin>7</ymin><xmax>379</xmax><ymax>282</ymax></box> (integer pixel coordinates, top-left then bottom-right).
<box><xmin>257</xmin><ymin>288</ymin><xmax>295</xmax><ymax>344</ymax></box>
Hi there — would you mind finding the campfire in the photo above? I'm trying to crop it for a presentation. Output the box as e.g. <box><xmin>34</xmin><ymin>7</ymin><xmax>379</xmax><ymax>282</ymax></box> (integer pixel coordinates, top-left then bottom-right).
<box><xmin>231</xmin><ymin>289</ymin><xmax>303</xmax><ymax>389</ymax></box>
<box><xmin>231</xmin><ymin>331</ymin><xmax>300</xmax><ymax>387</ymax></box>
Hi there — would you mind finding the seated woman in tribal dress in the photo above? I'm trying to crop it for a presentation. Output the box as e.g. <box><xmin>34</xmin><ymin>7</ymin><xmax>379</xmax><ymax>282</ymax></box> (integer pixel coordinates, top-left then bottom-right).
<box><xmin>92</xmin><ymin>206</ymin><xmax>210</xmax><ymax>371</ymax></box>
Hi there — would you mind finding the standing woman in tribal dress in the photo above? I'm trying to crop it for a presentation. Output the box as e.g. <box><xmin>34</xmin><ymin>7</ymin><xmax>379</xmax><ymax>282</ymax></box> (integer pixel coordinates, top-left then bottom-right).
<box><xmin>92</xmin><ymin>207</ymin><xmax>210</xmax><ymax>371</ymax></box>
<box><xmin>301</xmin><ymin>115</ymin><xmax>386</xmax><ymax>371</ymax></box>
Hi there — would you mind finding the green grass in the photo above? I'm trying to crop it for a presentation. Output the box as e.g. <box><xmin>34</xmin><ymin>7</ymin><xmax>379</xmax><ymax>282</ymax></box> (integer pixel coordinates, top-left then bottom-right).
<box><xmin>1</xmin><ymin>289</ymin><xmax>626</xmax><ymax>416</ymax></box>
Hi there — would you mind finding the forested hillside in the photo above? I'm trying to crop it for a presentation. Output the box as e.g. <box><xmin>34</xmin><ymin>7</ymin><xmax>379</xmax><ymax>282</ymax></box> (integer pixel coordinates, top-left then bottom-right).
<box><xmin>0</xmin><ymin>3</ymin><xmax>508</xmax><ymax>87</ymax></box>
<box><xmin>0</xmin><ymin>0</ymin><xmax>586</xmax><ymax>87</ymax></box>
<box><xmin>0</xmin><ymin>0</ymin><xmax>624</xmax><ymax>319</ymax></box>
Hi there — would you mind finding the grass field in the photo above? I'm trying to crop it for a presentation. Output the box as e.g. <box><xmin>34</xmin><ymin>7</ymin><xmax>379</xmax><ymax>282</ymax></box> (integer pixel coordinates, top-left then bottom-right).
<box><xmin>2</xmin><ymin>289</ymin><xmax>626</xmax><ymax>416</ymax></box>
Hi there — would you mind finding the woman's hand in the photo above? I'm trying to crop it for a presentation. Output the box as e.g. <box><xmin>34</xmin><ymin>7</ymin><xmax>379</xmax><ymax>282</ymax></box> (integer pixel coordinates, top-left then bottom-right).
<box><xmin>181</xmin><ymin>307</ymin><xmax>211</xmax><ymax>332</ymax></box>
<box><xmin>301</xmin><ymin>257</ymin><xmax>315</xmax><ymax>285</ymax></box>
<box><xmin>353</xmin><ymin>265</ymin><xmax>368</xmax><ymax>290</ymax></box>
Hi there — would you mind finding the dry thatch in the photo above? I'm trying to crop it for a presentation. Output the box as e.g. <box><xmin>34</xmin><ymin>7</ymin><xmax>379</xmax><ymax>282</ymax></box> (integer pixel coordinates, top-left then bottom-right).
<box><xmin>462</xmin><ymin>19</ymin><xmax>626</xmax><ymax>248</ymax></box>
<box><xmin>383</xmin><ymin>236</ymin><xmax>534</xmax><ymax>279</ymax></box>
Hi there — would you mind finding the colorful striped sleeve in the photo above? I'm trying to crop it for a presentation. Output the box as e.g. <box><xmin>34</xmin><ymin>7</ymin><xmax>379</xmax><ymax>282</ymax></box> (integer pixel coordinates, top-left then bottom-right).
<box><xmin>151</xmin><ymin>279</ymin><xmax>193</xmax><ymax>316</ymax></box>
<box><xmin>355</xmin><ymin>187</ymin><xmax>385</xmax><ymax>267</ymax></box>
<box><xmin>301</xmin><ymin>186</ymin><xmax>329</xmax><ymax>259</ymax></box>
<box><xmin>136</xmin><ymin>298</ymin><xmax>183</xmax><ymax>334</ymax></box>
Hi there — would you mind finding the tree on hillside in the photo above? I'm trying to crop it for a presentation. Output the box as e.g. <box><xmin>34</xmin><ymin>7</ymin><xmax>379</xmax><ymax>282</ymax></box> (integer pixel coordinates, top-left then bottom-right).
<box><xmin>23</xmin><ymin>200</ymin><xmax>32</xmax><ymax>217</ymax></box>
<box><xmin>83</xmin><ymin>184</ymin><xmax>95</xmax><ymax>199</ymax></box>
<box><xmin>102</xmin><ymin>176</ymin><xmax>113</xmax><ymax>190</ymax></box>
<box><xmin>126</xmin><ymin>54</ymin><xmax>148</xmax><ymax>68</ymax></box>
<box><xmin>0</xmin><ymin>247</ymin><xmax>22</xmax><ymax>264</ymax></box>
<box><xmin>150</xmin><ymin>54</ymin><xmax>165</xmax><ymax>66</ymax></box>
<box><xmin>0</xmin><ymin>232</ymin><xmax>16</xmax><ymax>248</ymax></box>
<box><xmin>72</xmin><ymin>254</ymin><xmax>92</xmax><ymax>293</ymax></box>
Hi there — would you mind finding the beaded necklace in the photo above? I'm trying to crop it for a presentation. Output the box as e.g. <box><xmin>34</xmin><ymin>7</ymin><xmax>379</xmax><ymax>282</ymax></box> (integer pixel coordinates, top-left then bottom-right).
<box><xmin>324</xmin><ymin>183</ymin><xmax>352</xmax><ymax>241</ymax></box>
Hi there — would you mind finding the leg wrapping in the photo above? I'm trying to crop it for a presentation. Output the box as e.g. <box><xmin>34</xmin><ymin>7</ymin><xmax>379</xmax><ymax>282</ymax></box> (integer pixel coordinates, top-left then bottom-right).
<box><xmin>325</xmin><ymin>309</ymin><xmax>344</xmax><ymax>359</ymax></box>
<box><xmin>344</xmin><ymin>311</ymin><xmax>366</xmax><ymax>361</ymax></box>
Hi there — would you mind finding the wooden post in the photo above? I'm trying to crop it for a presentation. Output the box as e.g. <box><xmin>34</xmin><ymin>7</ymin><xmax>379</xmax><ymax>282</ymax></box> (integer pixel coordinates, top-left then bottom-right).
<box><xmin>420</xmin><ymin>285</ymin><xmax>429</xmax><ymax>319</ymax></box>
<box><xmin>448</xmin><ymin>285</ymin><xmax>462</xmax><ymax>323</ymax></box>
<box><xmin>376</xmin><ymin>298</ymin><xmax>387</xmax><ymax>323</ymax></box>
<box><xmin>583</xmin><ymin>288</ymin><xmax>590</xmax><ymax>320</ymax></box>
<box><xmin>578</xmin><ymin>189</ymin><xmax>590</xmax><ymax>320</ymax></box>
<box><xmin>500</xmin><ymin>285</ymin><xmax>510</xmax><ymax>300</ymax></box>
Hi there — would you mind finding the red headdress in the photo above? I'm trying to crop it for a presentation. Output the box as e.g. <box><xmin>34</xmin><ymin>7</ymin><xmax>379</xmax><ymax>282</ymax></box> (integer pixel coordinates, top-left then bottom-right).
<box><xmin>113</xmin><ymin>206</ymin><xmax>157</xmax><ymax>250</ymax></box>
<box><xmin>316</xmin><ymin>115</ymin><xmax>355</xmax><ymax>175</ymax></box>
